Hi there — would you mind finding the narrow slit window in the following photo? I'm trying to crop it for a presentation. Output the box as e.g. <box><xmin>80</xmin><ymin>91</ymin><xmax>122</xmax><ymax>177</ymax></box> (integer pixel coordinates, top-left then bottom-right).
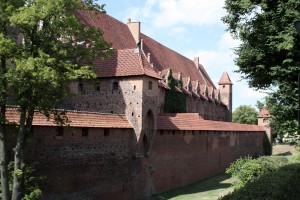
<box><xmin>148</xmin><ymin>81</ymin><xmax>152</xmax><ymax>90</ymax></box>
<box><xmin>56</xmin><ymin>127</ymin><xmax>64</xmax><ymax>138</ymax></box>
<box><xmin>113</xmin><ymin>82</ymin><xmax>119</xmax><ymax>91</ymax></box>
<box><xmin>78</xmin><ymin>83</ymin><xmax>83</xmax><ymax>93</ymax></box>
<box><xmin>82</xmin><ymin>127</ymin><xmax>89</xmax><ymax>137</ymax></box>
<box><xmin>104</xmin><ymin>128</ymin><xmax>110</xmax><ymax>137</ymax></box>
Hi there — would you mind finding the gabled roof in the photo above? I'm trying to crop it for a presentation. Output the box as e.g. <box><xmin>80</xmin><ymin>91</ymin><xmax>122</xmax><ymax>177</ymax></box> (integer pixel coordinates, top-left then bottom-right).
<box><xmin>6</xmin><ymin>107</ymin><xmax>132</xmax><ymax>129</ymax></box>
<box><xmin>141</xmin><ymin>34</ymin><xmax>216</xmax><ymax>89</ymax></box>
<box><xmin>75</xmin><ymin>10</ymin><xmax>136</xmax><ymax>49</ymax></box>
<box><xmin>218</xmin><ymin>71</ymin><xmax>233</xmax><ymax>85</ymax></box>
<box><xmin>93</xmin><ymin>48</ymin><xmax>160</xmax><ymax>79</ymax></box>
<box><xmin>258</xmin><ymin>108</ymin><xmax>271</xmax><ymax>118</ymax></box>
<box><xmin>76</xmin><ymin>9</ymin><xmax>217</xmax><ymax>88</ymax></box>
<box><xmin>158</xmin><ymin>113</ymin><xmax>264</xmax><ymax>132</ymax></box>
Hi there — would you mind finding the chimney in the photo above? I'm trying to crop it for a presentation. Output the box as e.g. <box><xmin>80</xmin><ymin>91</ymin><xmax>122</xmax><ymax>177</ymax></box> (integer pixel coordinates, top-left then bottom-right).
<box><xmin>127</xmin><ymin>18</ymin><xmax>140</xmax><ymax>44</ymax></box>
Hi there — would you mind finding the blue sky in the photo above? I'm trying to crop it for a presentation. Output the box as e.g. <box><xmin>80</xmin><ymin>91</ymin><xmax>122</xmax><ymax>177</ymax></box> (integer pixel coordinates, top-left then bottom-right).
<box><xmin>99</xmin><ymin>0</ymin><xmax>268</xmax><ymax>111</ymax></box>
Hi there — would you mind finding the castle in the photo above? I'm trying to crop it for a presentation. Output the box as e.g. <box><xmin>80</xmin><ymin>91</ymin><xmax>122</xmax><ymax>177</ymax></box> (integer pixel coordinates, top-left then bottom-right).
<box><xmin>5</xmin><ymin>9</ymin><xmax>269</xmax><ymax>200</ymax></box>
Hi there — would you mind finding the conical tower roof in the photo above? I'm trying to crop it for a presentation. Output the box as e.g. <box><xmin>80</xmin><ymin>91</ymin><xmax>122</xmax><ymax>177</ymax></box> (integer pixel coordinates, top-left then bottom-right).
<box><xmin>218</xmin><ymin>71</ymin><xmax>233</xmax><ymax>85</ymax></box>
<box><xmin>258</xmin><ymin>108</ymin><xmax>271</xmax><ymax>118</ymax></box>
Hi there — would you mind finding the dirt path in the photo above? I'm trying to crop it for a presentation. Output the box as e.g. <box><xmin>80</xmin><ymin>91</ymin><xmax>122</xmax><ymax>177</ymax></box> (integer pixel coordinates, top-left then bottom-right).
<box><xmin>272</xmin><ymin>144</ymin><xmax>298</xmax><ymax>155</ymax></box>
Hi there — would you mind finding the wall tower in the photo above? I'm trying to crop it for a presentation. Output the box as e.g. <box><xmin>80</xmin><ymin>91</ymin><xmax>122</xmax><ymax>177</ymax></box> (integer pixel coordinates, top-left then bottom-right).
<box><xmin>258</xmin><ymin>108</ymin><xmax>272</xmax><ymax>144</ymax></box>
<box><xmin>218</xmin><ymin>71</ymin><xmax>233</xmax><ymax>121</ymax></box>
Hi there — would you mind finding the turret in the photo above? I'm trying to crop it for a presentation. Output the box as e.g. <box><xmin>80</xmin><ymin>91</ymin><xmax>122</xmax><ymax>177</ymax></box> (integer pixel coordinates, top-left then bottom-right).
<box><xmin>258</xmin><ymin>108</ymin><xmax>272</xmax><ymax>145</ymax></box>
<box><xmin>218</xmin><ymin>71</ymin><xmax>233</xmax><ymax>122</ymax></box>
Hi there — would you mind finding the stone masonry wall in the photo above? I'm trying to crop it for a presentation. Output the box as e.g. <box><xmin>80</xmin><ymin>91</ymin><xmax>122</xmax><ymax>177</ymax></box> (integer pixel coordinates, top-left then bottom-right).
<box><xmin>63</xmin><ymin>77</ymin><xmax>144</xmax><ymax>139</ymax></box>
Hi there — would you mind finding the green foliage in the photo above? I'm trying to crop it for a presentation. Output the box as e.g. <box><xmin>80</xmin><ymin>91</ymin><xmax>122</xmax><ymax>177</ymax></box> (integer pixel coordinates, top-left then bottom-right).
<box><xmin>163</xmin><ymin>69</ymin><xmax>186</xmax><ymax>113</ymax></box>
<box><xmin>0</xmin><ymin>162</ymin><xmax>44</xmax><ymax>200</ymax></box>
<box><xmin>263</xmin><ymin>133</ymin><xmax>272</xmax><ymax>156</ymax></box>
<box><xmin>0</xmin><ymin>1</ymin><xmax>110</xmax><ymax>198</ymax></box>
<box><xmin>232</xmin><ymin>105</ymin><xmax>258</xmax><ymax>125</ymax></box>
<box><xmin>296</xmin><ymin>141</ymin><xmax>300</xmax><ymax>151</ymax></box>
<box><xmin>222</xmin><ymin>163</ymin><xmax>300</xmax><ymax>200</ymax></box>
<box><xmin>225</xmin><ymin>156</ymin><xmax>288</xmax><ymax>190</ymax></box>
<box><xmin>255</xmin><ymin>100</ymin><xmax>264</xmax><ymax>112</ymax></box>
<box><xmin>223</xmin><ymin>0</ymin><xmax>300</xmax><ymax>133</ymax></box>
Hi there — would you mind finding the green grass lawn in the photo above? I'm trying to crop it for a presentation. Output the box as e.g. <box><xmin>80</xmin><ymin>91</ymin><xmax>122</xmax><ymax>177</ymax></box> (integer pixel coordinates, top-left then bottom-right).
<box><xmin>144</xmin><ymin>146</ymin><xmax>299</xmax><ymax>200</ymax></box>
<box><xmin>144</xmin><ymin>173</ymin><xmax>235</xmax><ymax>200</ymax></box>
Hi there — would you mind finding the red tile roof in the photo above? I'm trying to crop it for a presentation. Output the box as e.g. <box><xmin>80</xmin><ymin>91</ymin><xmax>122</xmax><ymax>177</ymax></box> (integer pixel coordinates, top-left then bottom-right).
<box><xmin>218</xmin><ymin>71</ymin><xmax>233</xmax><ymax>85</ymax></box>
<box><xmin>258</xmin><ymin>108</ymin><xmax>271</xmax><ymax>118</ymax></box>
<box><xmin>6</xmin><ymin>107</ymin><xmax>132</xmax><ymax>129</ymax></box>
<box><xmin>76</xmin><ymin>9</ymin><xmax>218</xmax><ymax>88</ymax></box>
<box><xmin>141</xmin><ymin>34</ymin><xmax>216</xmax><ymax>89</ymax></box>
<box><xmin>75</xmin><ymin>10</ymin><xmax>136</xmax><ymax>50</ymax></box>
<box><xmin>158</xmin><ymin>113</ymin><xmax>265</xmax><ymax>132</ymax></box>
<box><xmin>93</xmin><ymin>49</ymin><xmax>160</xmax><ymax>79</ymax></box>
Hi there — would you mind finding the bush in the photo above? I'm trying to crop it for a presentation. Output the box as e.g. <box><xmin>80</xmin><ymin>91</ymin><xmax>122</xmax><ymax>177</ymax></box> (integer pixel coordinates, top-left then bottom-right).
<box><xmin>0</xmin><ymin>162</ymin><xmax>44</xmax><ymax>200</ymax></box>
<box><xmin>225</xmin><ymin>156</ymin><xmax>288</xmax><ymax>189</ymax></box>
<box><xmin>296</xmin><ymin>140</ymin><xmax>300</xmax><ymax>151</ymax></box>
<box><xmin>221</xmin><ymin>164</ymin><xmax>300</xmax><ymax>200</ymax></box>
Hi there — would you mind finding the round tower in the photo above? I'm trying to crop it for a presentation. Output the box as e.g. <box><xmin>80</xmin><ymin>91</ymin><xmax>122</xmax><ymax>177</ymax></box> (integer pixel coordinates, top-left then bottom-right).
<box><xmin>218</xmin><ymin>71</ymin><xmax>233</xmax><ymax>122</ymax></box>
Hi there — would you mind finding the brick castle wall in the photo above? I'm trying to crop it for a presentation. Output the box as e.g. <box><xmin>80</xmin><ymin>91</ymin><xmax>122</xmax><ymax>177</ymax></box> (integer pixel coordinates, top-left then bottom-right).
<box><xmin>7</xmin><ymin>126</ymin><xmax>264</xmax><ymax>199</ymax></box>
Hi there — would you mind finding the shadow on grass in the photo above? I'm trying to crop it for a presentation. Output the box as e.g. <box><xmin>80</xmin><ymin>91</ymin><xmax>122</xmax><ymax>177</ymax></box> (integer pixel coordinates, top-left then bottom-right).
<box><xmin>221</xmin><ymin>163</ymin><xmax>300</xmax><ymax>200</ymax></box>
<box><xmin>274</xmin><ymin>151</ymin><xmax>293</xmax><ymax>156</ymax></box>
<box><xmin>145</xmin><ymin>173</ymin><xmax>233</xmax><ymax>200</ymax></box>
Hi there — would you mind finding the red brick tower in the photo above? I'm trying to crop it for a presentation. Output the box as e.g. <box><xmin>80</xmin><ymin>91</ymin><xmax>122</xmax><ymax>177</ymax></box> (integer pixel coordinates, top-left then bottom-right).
<box><xmin>258</xmin><ymin>108</ymin><xmax>272</xmax><ymax>143</ymax></box>
<box><xmin>218</xmin><ymin>71</ymin><xmax>233</xmax><ymax>122</ymax></box>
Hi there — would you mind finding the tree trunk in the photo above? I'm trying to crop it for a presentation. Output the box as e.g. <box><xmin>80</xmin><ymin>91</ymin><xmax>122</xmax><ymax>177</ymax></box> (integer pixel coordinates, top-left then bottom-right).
<box><xmin>0</xmin><ymin>56</ymin><xmax>9</xmax><ymax>200</ymax></box>
<box><xmin>11</xmin><ymin>107</ymin><xmax>26</xmax><ymax>200</ymax></box>
<box><xmin>0</xmin><ymin>106</ymin><xmax>9</xmax><ymax>200</ymax></box>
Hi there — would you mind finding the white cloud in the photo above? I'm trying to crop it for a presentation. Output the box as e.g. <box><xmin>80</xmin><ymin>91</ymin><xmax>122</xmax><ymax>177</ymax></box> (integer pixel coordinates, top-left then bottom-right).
<box><xmin>240</xmin><ymin>88</ymin><xmax>268</xmax><ymax>99</ymax></box>
<box><xmin>126</xmin><ymin>0</ymin><xmax>225</xmax><ymax>28</ymax></box>
<box><xmin>218</xmin><ymin>32</ymin><xmax>241</xmax><ymax>50</ymax></box>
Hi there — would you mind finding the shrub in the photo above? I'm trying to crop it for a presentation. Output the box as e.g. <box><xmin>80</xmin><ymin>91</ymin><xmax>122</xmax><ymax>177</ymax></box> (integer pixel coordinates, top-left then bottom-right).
<box><xmin>0</xmin><ymin>162</ymin><xmax>44</xmax><ymax>200</ymax></box>
<box><xmin>225</xmin><ymin>156</ymin><xmax>288</xmax><ymax>189</ymax></box>
<box><xmin>221</xmin><ymin>163</ymin><xmax>300</xmax><ymax>200</ymax></box>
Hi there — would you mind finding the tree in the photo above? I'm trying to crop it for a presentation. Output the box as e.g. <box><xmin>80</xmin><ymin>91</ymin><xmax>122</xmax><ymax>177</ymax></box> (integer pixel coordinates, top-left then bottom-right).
<box><xmin>255</xmin><ymin>100</ymin><xmax>265</xmax><ymax>112</ymax></box>
<box><xmin>0</xmin><ymin>1</ymin><xmax>110</xmax><ymax>199</ymax></box>
<box><xmin>163</xmin><ymin>69</ymin><xmax>186</xmax><ymax>113</ymax></box>
<box><xmin>233</xmin><ymin>105</ymin><xmax>258</xmax><ymax>125</ymax></box>
<box><xmin>222</xmin><ymin>0</ymin><xmax>300</xmax><ymax>132</ymax></box>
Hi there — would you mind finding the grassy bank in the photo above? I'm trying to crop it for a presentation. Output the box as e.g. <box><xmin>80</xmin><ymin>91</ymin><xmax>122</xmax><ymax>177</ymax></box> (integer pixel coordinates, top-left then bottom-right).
<box><xmin>145</xmin><ymin>173</ymin><xmax>235</xmax><ymax>200</ymax></box>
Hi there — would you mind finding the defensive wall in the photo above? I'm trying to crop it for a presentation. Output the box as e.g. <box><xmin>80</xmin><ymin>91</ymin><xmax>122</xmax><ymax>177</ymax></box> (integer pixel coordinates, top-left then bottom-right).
<box><xmin>5</xmin><ymin>109</ymin><xmax>265</xmax><ymax>200</ymax></box>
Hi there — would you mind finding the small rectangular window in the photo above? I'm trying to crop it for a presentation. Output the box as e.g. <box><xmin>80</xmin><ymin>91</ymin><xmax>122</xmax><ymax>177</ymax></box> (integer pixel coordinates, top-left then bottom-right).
<box><xmin>96</xmin><ymin>82</ymin><xmax>100</xmax><ymax>91</ymax></box>
<box><xmin>56</xmin><ymin>127</ymin><xmax>64</xmax><ymax>139</ymax></box>
<box><xmin>104</xmin><ymin>128</ymin><xmax>109</xmax><ymax>137</ymax></box>
<box><xmin>78</xmin><ymin>83</ymin><xmax>83</xmax><ymax>93</ymax></box>
<box><xmin>113</xmin><ymin>82</ymin><xmax>119</xmax><ymax>90</ymax></box>
<box><xmin>82</xmin><ymin>127</ymin><xmax>89</xmax><ymax>137</ymax></box>
<box><xmin>148</xmin><ymin>81</ymin><xmax>152</xmax><ymax>90</ymax></box>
